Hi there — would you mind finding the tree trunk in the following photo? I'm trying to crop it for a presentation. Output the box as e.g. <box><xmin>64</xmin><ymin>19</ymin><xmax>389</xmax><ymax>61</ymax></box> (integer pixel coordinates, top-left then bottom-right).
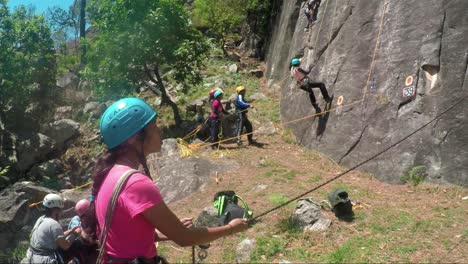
<box><xmin>79</xmin><ymin>0</ymin><xmax>86</xmax><ymax>64</ymax></box>
<box><xmin>144</xmin><ymin>64</ymin><xmax>182</xmax><ymax>126</ymax></box>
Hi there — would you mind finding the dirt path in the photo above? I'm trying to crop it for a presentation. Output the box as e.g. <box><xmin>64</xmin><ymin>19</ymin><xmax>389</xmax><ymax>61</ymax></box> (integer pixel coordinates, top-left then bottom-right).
<box><xmin>158</xmin><ymin>125</ymin><xmax>468</xmax><ymax>263</ymax></box>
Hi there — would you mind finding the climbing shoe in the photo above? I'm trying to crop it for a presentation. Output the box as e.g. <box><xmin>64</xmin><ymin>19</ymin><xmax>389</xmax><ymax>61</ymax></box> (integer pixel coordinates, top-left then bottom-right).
<box><xmin>312</xmin><ymin>103</ymin><xmax>322</xmax><ymax>113</ymax></box>
<box><xmin>237</xmin><ymin>140</ymin><xmax>243</xmax><ymax>146</ymax></box>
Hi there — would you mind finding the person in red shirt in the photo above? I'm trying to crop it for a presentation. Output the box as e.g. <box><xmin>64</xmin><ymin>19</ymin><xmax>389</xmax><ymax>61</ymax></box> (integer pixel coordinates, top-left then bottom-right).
<box><xmin>81</xmin><ymin>97</ymin><xmax>248</xmax><ymax>263</ymax></box>
<box><xmin>209</xmin><ymin>89</ymin><xmax>229</xmax><ymax>149</ymax></box>
<box><xmin>290</xmin><ymin>57</ymin><xmax>332</xmax><ymax>113</ymax></box>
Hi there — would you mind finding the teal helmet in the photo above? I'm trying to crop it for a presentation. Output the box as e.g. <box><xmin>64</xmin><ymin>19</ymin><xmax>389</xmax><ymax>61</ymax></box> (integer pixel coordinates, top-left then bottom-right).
<box><xmin>291</xmin><ymin>58</ymin><xmax>301</xmax><ymax>66</ymax></box>
<box><xmin>213</xmin><ymin>89</ymin><xmax>223</xmax><ymax>98</ymax></box>
<box><xmin>100</xmin><ymin>98</ymin><xmax>157</xmax><ymax>149</ymax></box>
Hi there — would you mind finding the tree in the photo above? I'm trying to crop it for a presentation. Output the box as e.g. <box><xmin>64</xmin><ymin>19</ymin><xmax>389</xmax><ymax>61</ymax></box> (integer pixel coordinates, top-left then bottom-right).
<box><xmin>0</xmin><ymin>1</ymin><xmax>56</xmax><ymax>109</ymax></box>
<box><xmin>47</xmin><ymin>0</ymin><xmax>87</xmax><ymax>63</ymax></box>
<box><xmin>84</xmin><ymin>0</ymin><xmax>209</xmax><ymax>125</ymax></box>
<box><xmin>192</xmin><ymin>0</ymin><xmax>249</xmax><ymax>55</ymax></box>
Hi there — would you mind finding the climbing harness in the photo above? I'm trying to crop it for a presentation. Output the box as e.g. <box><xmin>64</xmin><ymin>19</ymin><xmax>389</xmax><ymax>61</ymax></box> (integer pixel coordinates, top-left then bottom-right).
<box><xmin>213</xmin><ymin>191</ymin><xmax>253</xmax><ymax>225</ymax></box>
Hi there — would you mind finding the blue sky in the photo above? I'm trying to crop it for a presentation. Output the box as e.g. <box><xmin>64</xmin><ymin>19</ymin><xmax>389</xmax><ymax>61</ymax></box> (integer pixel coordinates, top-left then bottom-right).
<box><xmin>7</xmin><ymin>0</ymin><xmax>74</xmax><ymax>14</ymax></box>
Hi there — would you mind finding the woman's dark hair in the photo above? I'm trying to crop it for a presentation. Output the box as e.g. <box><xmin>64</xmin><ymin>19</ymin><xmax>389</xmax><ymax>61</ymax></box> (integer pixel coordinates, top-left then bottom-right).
<box><xmin>80</xmin><ymin>125</ymin><xmax>153</xmax><ymax>239</ymax></box>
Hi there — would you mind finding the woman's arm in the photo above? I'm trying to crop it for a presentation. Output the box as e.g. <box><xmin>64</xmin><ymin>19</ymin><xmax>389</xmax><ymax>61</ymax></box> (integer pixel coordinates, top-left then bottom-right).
<box><xmin>143</xmin><ymin>202</ymin><xmax>247</xmax><ymax>247</ymax></box>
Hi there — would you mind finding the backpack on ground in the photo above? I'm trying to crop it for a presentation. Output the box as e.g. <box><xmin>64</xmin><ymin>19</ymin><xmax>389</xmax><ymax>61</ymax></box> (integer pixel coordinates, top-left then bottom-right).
<box><xmin>213</xmin><ymin>191</ymin><xmax>253</xmax><ymax>225</ymax></box>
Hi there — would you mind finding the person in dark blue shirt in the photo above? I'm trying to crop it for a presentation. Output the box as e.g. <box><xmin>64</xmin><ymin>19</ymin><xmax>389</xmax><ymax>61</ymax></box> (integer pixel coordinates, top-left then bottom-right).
<box><xmin>234</xmin><ymin>86</ymin><xmax>255</xmax><ymax>146</ymax></box>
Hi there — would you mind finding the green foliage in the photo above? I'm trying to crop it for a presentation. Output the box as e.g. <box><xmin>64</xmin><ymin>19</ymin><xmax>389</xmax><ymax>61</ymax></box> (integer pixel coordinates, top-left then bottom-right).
<box><xmin>245</xmin><ymin>0</ymin><xmax>271</xmax><ymax>36</ymax></box>
<box><xmin>268</xmin><ymin>193</ymin><xmax>289</xmax><ymax>205</ymax></box>
<box><xmin>0</xmin><ymin>1</ymin><xmax>56</xmax><ymax>108</ymax></box>
<box><xmin>401</xmin><ymin>165</ymin><xmax>426</xmax><ymax>186</ymax></box>
<box><xmin>192</xmin><ymin>0</ymin><xmax>248</xmax><ymax>52</ymax></box>
<box><xmin>277</xmin><ymin>217</ymin><xmax>302</xmax><ymax>234</ymax></box>
<box><xmin>251</xmin><ymin>235</ymin><xmax>287</xmax><ymax>262</ymax></box>
<box><xmin>0</xmin><ymin>166</ymin><xmax>9</xmax><ymax>176</ymax></box>
<box><xmin>84</xmin><ymin>0</ymin><xmax>210</xmax><ymax>100</ymax></box>
<box><xmin>41</xmin><ymin>176</ymin><xmax>61</xmax><ymax>190</ymax></box>
<box><xmin>10</xmin><ymin>244</ymin><xmax>28</xmax><ymax>262</ymax></box>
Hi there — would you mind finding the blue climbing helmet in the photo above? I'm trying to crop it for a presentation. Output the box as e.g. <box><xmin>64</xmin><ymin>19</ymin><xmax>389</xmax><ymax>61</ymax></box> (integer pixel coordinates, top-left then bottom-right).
<box><xmin>291</xmin><ymin>58</ymin><xmax>301</xmax><ymax>66</ymax></box>
<box><xmin>100</xmin><ymin>97</ymin><xmax>157</xmax><ymax>149</ymax></box>
<box><xmin>213</xmin><ymin>89</ymin><xmax>223</xmax><ymax>98</ymax></box>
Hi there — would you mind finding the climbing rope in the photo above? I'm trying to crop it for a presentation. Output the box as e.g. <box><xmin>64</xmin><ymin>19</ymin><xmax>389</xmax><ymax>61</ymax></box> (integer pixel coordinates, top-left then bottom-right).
<box><xmin>250</xmin><ymin>95</ymin><xmax>467</xmax><ymax>222</ymax></box>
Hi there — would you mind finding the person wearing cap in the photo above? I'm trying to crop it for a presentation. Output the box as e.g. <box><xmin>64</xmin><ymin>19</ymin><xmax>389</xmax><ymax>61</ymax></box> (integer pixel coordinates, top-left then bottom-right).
<box><xmin>290</xmin><ymin>57</ymin><xmax>332</xmax><ymax>113</ymax></box>
<box><xmin>22</xmin><ymin>194</ymin><xmax>81</xmax><ymax>264</ymax></box>
<box><xmin>80</xmin><ymin>97</ymin><xmax>248</xmax><ymax>263</ymax></box>
<box><xmin>234</xmin><ymin>86</ymin><xmax>255</xmax><ymax>146</ymax></box>
<box><xmin>209</xmin><ymin>90</ymin><xmax>229</xmax><ymax>150</ymax></box>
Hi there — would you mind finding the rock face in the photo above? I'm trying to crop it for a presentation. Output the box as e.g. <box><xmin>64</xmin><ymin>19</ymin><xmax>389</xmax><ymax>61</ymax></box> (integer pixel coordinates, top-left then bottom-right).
<box><xmin>41</xmin><ymin>119</ymin><xmax>80</xmax><ymax>151</ymax></box>
<box><xmin>265</xmin><ymin>0</ymin><xmax>468</xmax><ymax>186</ymax></box>
<box><xmin>16</xmin><ymin>134</ymin><xmax>55</xmax><ymax>171</ymax></box>
<box><xmin>0</xmin><ymin>182</ymin><xmax>74</xmax><ymax>251</ymax></box>
<box><xmin>149</xmin><ymin>139</ymin><xmax>238</xmax><ymax>204</ymax></box>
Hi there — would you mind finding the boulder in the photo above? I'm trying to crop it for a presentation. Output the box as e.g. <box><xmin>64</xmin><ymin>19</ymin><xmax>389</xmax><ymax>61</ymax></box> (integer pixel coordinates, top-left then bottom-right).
<box><xmin>290</xmin><ymin>198</ymin><xmax>331</xmax><ymax>232</ymax></box>
<box><xmin>229</xmin><ymin>64</ymin><xmax>239</xmax><ymax>73</ymax></box>
<box><xmin>27</xmin><ymin>159</ymin><xmax>64</xmax><ymax>180</ymax></box>
<box><xmin>83</xmin><ymin>101</ymin><xmax>105</xmax><ymax>118</ymax></box>
<box><xmin>54</xmin><ymin>106</ymin><xmax>73</xmax><ymax>120</ymax></box>
<box><xmin>194</xmin><ymin>206</ymin><xmax>219</xmax><ymax>228</ymax></box>
<box><xmin>56</xmin><ymin>72</ymin><xmax>79</xmax><ymax>90</ymax></box>
<box><xmin>0</xmin><ymin>182</ymin><xmax>74</xmax><ymax>251</ymax></box>
<box><xmin>236</xmin><ymin>238</ymin><xmax>256</xmax><ymax>263</ymax></box>
<box><xmin>265</xmin><ymin>0</ymin><xmax>468</xmax><ymax>186</ymax></box>
<box><xmin>257</xmin><ymin>122</ymin><xmax>277</xmax><ymax>136</ymax></box>
<box><xmin>249</xmin><ymin>93</ymin><xmax>267</xmax><ymax>101</ymax></box>
<box><xmin>16</xmin><ymin>134</ymin><xmax>55</xmax><ymax>171</ymax></box>
<box><xmin>148</xmin><ymin>139</ymin><xmax>238</xmax><ymax>204</ymax></box>
<box><xmin>41</xmin><ymin>119</ymin><xmax>80</xmax><ymax>151</ymax></box>
<box><xmin>249</xmin><ymin>69</ymin><xmax>264</xmax><ymax>78</ymax></box>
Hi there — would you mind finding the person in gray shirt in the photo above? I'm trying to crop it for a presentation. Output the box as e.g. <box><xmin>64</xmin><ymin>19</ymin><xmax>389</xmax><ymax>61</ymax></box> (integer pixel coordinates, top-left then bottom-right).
<box><xmin>21</xmin><ymin>194</ymin><xmax>81</xmax><ymax>264</ymax></box>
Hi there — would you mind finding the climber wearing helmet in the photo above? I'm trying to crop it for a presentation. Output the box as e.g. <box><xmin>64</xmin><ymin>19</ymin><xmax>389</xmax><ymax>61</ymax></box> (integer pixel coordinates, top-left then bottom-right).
<box><xmin>22</xmin><ymin>194</ymin><xmax>81</xmax><ymax>264</ymax></box>
<box><xmin>234</xmin><ymin>86</ymin><xmax>255</xmax><ymax>146</ymax></box>
<box><xmin>290</xmin><ymin>58</ymin><xmax>332</xmax><ymax>113</ymax></box>
<box><xmin>80</xmin><ymin>97</ymin><xmax>247</xmax><ymax>263</ymax></box>
<box><xmin>210</xmin><ymin>90</ymin><xmax>229</xmax><ymax>149</ymax></box>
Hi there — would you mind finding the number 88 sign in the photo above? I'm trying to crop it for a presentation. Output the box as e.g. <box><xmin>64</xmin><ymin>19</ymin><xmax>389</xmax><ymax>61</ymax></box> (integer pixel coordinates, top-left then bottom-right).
<box><xmin>402</xmin><ymin>85</ymin><xmax>415</xmax><ymax>97</ymax></box>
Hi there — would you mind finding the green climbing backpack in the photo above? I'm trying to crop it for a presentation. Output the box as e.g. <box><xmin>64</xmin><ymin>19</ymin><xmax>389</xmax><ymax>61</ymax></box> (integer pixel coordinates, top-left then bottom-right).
<box><xmin>213</xmin><ymin>191</ymin><xmax>253</xmax><ymax>225</ymax></box>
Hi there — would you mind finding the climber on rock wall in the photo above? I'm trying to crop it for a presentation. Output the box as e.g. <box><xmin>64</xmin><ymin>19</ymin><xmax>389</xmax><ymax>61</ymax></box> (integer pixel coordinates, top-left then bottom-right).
<box><xmin>290</xmin><ymin>58</ymin><xmax>332</xmax><ymax>113</ymax></box>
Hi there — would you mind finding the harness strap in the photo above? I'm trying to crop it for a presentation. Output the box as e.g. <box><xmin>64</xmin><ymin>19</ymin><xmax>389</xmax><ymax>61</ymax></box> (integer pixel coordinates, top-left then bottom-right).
<box><xmin>96</xmin><ymin>169</ymin><xmax>139</xmax><ymax>264</ymax></box>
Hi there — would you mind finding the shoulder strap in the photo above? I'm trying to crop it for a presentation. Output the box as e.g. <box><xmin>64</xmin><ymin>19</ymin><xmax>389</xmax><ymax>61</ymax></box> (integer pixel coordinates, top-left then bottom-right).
<box><xmin>96</xmin><ymin>169</ymin><xmax>139</xmax><ymax>264</ymax></box>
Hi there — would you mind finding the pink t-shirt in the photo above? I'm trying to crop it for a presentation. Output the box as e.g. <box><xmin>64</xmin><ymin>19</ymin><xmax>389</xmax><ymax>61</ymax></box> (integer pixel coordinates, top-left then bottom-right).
<box><xmin>210</xmin><ymin>99</ymin><xmax>224</xmax><ymax>118</ymax></box>
<box><xmin>96</xmin><ymin>165</ymin><xmax>163</xmax><ymax>259</ymax></box>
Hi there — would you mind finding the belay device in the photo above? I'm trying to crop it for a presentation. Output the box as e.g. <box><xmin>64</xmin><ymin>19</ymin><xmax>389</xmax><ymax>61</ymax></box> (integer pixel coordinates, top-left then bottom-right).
<box><xmin>213</xmin><ymin>191</ymin><xmax>253</xmax><ymax>225</ymax></box>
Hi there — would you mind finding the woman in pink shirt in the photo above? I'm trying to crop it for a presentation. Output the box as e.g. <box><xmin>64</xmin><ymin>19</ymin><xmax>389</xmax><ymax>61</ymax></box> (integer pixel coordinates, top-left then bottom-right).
<box><xmin>81</xmin><ymin>98</ymin><xmax>248</xmax><ymax>263</ymax></box>
<box><xmin>209</xmin><ymin>89</ymin><xmax>229</xmax><ymax>150</ymax></box>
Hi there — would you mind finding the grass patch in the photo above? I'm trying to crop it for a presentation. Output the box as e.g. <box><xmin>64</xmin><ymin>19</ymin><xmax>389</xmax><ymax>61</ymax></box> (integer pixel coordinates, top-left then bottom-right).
<box><xmin>277</xmin><ymin>217</ymin><xmax>303</xmax><ymax>235</ymax></box>
<box><xmin>268</xmin><ymin>194</ymin><xmax>289</xmax><ymax>205</ymax></box>
<box><xmin>251</xmin><ymin>235</ymin><xmax>287</xmax><ymax>262</ymax></box>
<box><xmin>308</xmin><ymin>174</ymin><xmax>323</xmax><ymax>183</ymax></box>
<box><xmin>401</xmin><ymin>165</ymin><xmax>427</xmax><ymax>186</ymax></box>
<box><xmin>259</xmin><ymin>159</ymin><xmax>281</xmax><ymax>168</ymax></box>
<box><xmin>320</xmin><ymin>236</ymin><xmax>379</xmax><ymax>263</ymax></box>
<box><xmin>280</xmin><ymin>128</ymin><xmax>296</xmax><ymax>144</ymax></box>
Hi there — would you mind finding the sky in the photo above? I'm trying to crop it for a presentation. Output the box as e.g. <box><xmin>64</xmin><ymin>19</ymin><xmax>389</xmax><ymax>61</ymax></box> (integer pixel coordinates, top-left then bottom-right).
<box><xmin>7</xmin><ymin>0</ymin><xmax>74</xmax><ymax>14</ymax></box>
